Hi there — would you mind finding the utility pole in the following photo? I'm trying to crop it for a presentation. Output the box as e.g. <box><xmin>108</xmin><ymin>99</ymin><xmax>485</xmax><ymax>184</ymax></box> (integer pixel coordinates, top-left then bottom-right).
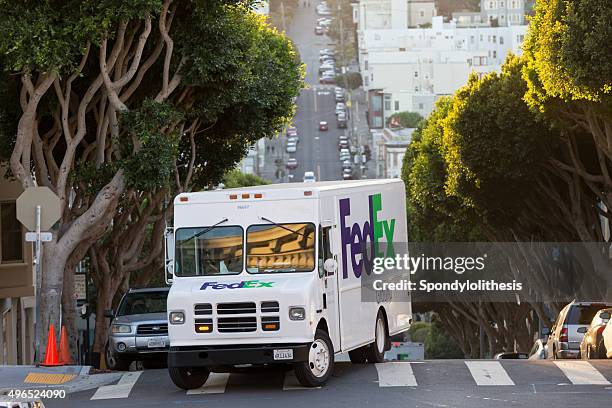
<box><xmin>280</xmin><ymin>1</ymin><xmax>286</xmax><ymax>33</ymax></box>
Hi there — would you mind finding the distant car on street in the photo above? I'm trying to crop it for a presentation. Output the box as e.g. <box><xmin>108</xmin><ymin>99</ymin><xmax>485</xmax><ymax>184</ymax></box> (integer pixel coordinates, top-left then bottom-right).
<box><xmin>303</xmin><ymin>171</ymin><xmax>316</xmax><ymax>182</ymax></box>
<box><xmin>105</xmin><ymin>287</ymin><xmax>170</xmax><ymax>371</ymax></box>
<box><xmin>342</xmin><ymin>159</ymin><xmax>352</xmax><ymax>169</ymax></box>
<box><xmin>286</xmin><ymin>142</ymin><xmax>297</xmax><ymax>153</ymax></box>
<box><xmin>545</xmin><ymin>301</ymin><xmax>612</xmax><ymax>359</ymax></box>
<box><xmin>579</xmin><ymin>308</ymin><xmax>611</xmax><ymax>359</ymax></box>
<box><xmin>314</xmin><ymin>25</ymin><xmax>324</xmax><ymax>35</ymax></box>
<box><xmin>342</xmin><ymin>168</ymin><xmax>352</xmax><ymax>180</ymax></box>
<box><xmin>319</xmin><ymin>75</ymin><xmax>336</xmax><ymax>84</ymax></box>
<box><xmin>288</xmin><ymin>136</ymin><xmax>299</xmax><ymax>145</ymax></box>
<box><xmin>286</xmin><ymin>158</ymin><xmax>298</xmax><ymax>170</ymax></box>
<box><xmin>319</xmin><ymin>121</ymin><xmax>328</xmax><ymax>131</ymax></box>
<box><xmin>286</xmin><ymin>127</ymin><xmax>298</xmax><ymax>137</ymax></box>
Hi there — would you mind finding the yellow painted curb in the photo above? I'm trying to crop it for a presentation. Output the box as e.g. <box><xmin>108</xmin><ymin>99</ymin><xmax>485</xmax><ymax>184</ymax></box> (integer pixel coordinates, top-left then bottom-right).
<box><xmin>24</xmin><ymin>372</ymin><xmax>77</xmax><ymax>384</ymax></box>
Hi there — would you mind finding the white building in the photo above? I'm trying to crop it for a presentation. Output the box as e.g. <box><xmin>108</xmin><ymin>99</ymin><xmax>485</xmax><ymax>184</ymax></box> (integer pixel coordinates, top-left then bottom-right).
<box><xmin>373</xmin><ymin>128</ymin><xmax>414</xmax><ymax>178</ymax></box>
<box><xmin>480</xmin><ymin>0</ymin><xmax>527</xmax><ymax>27</ymax></box>
<box><xmin>358</xmin><ymin>16</ymin><xmax>528</xmax><ymax>126</ymax></box>
<box><xmin>354</xmin><ymin>0</ymin><xmax>436</xmax><ymax>30</ymax></box>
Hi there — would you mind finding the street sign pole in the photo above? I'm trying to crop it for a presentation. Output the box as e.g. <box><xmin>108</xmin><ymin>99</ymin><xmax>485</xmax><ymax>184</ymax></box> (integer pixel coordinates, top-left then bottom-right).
<box><xmin>34</xmin><ymin>205</ymin><xmax>42</xmax><ymax>364</ymax></box>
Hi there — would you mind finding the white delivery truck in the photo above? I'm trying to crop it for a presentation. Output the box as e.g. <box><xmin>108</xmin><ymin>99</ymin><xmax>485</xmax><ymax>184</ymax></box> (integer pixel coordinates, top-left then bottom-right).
<box><xmin>165</xmin><ymin>179</ymin><xmax>411</xmax><ymax>389</ymax></box>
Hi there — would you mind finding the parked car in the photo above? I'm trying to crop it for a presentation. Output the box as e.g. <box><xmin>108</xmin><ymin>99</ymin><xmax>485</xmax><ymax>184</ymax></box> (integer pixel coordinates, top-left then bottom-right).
<box><xmin>335</xmin><ymin>91</ymin><xmax>345</xmax><ymax>102</ymax></box>
<box><xmin>319</xmin><ymin>48</ymin><xmax>333</xmax><ymax>56</ymax></box>
<box><xmin>528</xmin><ymin>338</ymin><xmax>548</xmax><ymax>360</ymax></box>
<box><xmin>319</xmin><ymin>121</ymin><xmax>328</xmax><ymax>131</ymax></box>
<box><xmin>314</xmin><ymin>25</ymin><xmax>324</xmax><ymax>35</ymax></box>
<box><xmin>494</xmin><ymin>352</ymin><xmax>529</xmax><ymax>359</ymax></box>
<box><xmin>286</xmin><ymin>127</ymin><xmax>298</xmax><ymax>137</ymax></box>
<box><xmin>338</xmin><ymin>140</ymin><xmax>349</xmax><ymax>150</ymax></box>
<box><xmin>286</xmin><ymin>142</ymin><xmax>297</xmax><ymax>153</ymax></box>
<box><xmin>337</xmin><ymin>116</ymin><xmax>347</xmax><ymax>129</ymax></box>
<box><xmin>288</xmin><ymin>136</ymin><xmax>299</xmax><ymax>145</ymax></box>
<box><xmin>342</xmin><ymin>168</ymin><xmax>352</xmax><ymax>180</ymax></box>
<box><xmin>335</xmin><ymin>102</ymin><xmax>346</xmax><ymax>114</ymax></box>
<box><xmin>303</xmin><ymin>171</ymin><xmax>316</xmax><ymax>182</ymax></box>
<box><xmin>579</xmin><ymin>308</ymin><xmax>611</xmax><ymax>359</ymax></box>
<box><xmin>603</xmin><ymin>317</ymin><xmax>612</xmax><ymax>358</ymax></box>
<box><xmin>342</xmin><ymin>159</ymin><xmax>352</xmax><ymax>169</ymax></box>
<box><xmin>319</xmin><ymin>75</ymin><xmax>336</xmax><ymax>84</ymax></box>
<box><xmin>286</xmin><ymin>158</ymin><xmax>298</xmax><ymax>170</ymax></box>
<box><xmin>105</xmin><ymin>287</ymin><xmax>170</xmax><ymax>371</ymax></box>
<box><xmin>545</xmin><ymin>301</ymin><xmax>612</xmax><ymax>359</ymax></box>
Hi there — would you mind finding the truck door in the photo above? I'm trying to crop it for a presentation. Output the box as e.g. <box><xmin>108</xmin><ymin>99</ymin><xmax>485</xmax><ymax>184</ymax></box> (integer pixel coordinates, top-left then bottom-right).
<box><xmin>319</xmin><ymin>224</ymin><xmax>340</xmax><ymax>351</ymax></box>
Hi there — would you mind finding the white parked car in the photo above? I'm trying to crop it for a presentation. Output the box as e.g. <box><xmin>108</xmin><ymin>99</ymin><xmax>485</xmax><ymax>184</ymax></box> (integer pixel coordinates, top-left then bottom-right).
<box><xmin>303</xmin><ymin>171</ymin><xmax>316</xmax><ymax>183</ymax></box>
<box><xmin>286</xmin><ymin>142</ymin><xmax>297</xmax><ymax>153</ymax></box>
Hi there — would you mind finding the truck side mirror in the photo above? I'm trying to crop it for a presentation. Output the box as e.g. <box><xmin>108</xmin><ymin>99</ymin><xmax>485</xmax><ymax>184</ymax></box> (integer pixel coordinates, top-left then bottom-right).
<box><xmin>103</xmin><ymin>309</ymin><xmax>114</xmax><ymax>319</ymax></box>
<box><xmin>541</xmin><ymin>327</ymin><xmax>551</xmax><ymax>336</ymax></box>
<box><xmin>324</xmin><ymin>259</ymin><xmax>337</xmax><ymax>276</ymax></box>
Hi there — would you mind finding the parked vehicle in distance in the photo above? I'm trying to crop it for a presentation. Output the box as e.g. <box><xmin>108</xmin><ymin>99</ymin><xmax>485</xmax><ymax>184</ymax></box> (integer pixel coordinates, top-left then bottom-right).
<box><xmin>579</xmin><ymin>308</ymin><xmax>611</xmax><ymax>359</ymax></box>
<box><xmin>342</xmin><ymin>159</ymin><xmax>352</xmax><ymax>169</ymax></box>
<box><xmin>342</xmin><ymin>168</ymin><xmax>352</xmax><ymax>180</ymax></box>
<box><xmin>319</xmin><ymin>75</ymin><xmax>336</xmax><ymax>84</ymax></box>
<box><xmin>286</xmin><ymin>158</ymin><xmax>298</xmax><ymax>170</ymax></box>
<box><xmin>494</xmin><ymin>352</ymin><xmax>529</xmax><ymax>359</ymax></box>
<box><xmin>335</xmin><ymin>102</ymin><xmax>346</xmax><ymax>115</ymax></box>
<box><xmin>315</xmin><ymin>25</ymin><xmax>324</xmax><ymax>35</ymax></box>
<box><xmin>335</xmin><ymin>91</ymin><xmax>345</xmax><ymax>102</ymax></box>
<box><xmin>528</xmin><ymin>339</ymin><xmax>548</xmax><ymax>360</ymax></box>
<box><xmin>303</xmin><ymin>171</ymin><xmax>316</xmax><ymax>182</ymax></box>
<box><xmin>105</xmin><ymin>287</ymin><xmax>170</xmax><ymax>371</ymax></box>
<box><xmin>286</xmin><ymin>142</ymin><xmax>297</xmax><ymax>153</ymax></box>
<box><xmin>603</xmin><ymin>317</ymin><xmax>612</xmax><ymax>358</ymax></box>
<box><xmin>545</xmin><ymin>301</ymin><xmax>612</xmax><ymax>359</ymax></box>
<box><xmin>288</xmin><ymin>136</ymin><xmax>299</xmax><ymax>145</ymax></box>
<box><xmin>286</xmin><ymin>127</ymin><xmax>298</xmax><ymax>137</ymax></box>
<box><xmin>319</xmin><ymin>121</ymin><xmax>328</xmax><ymax>131</ymax></box>
<box><xmin>338</xmin><ymin>140</ymin><xmax>349</xmax><ymax>150</ymax></box>
<box><xmin>319</xmin><ymin>48</ymin><xmax>333</xmax><ymax>56</ymax></box>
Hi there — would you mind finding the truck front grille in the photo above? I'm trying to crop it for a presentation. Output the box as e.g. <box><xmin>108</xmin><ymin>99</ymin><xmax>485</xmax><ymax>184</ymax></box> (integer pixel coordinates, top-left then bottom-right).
<box><xmin>217</xmin><ymin>317</ymin><xmax>257</xmax><ymax>332</ymax></box>
<box><xmin>217</xmin><ymin>302</ymin><xmax>256</xmax><ymax>315</ymax></box>
<box><xmin>137</xmin><ymin>324</ymin><xmax>168</xmax><ymax>336</ymax></box>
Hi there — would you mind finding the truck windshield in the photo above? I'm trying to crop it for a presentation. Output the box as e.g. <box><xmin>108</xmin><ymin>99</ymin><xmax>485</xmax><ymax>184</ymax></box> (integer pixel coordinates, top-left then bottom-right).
<box><xmin>246</xmin><ymin>223</ymin><xmax>316</xmax><ymax>273</ymax></box>
<box><xmin>175</xmin><ymin>226</ymin><xmax>243</xmax><ymax>276</ymax></box>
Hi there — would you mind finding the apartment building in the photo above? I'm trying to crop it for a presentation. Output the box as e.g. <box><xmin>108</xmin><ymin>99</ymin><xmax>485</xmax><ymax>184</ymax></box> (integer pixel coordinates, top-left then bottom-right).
<box><xmin>481</xmin><ymin>0</ymin><xmax>527</xmax><ymax>26</ymax></box>
<box><xmin>358</xmin><ymin>16</ymin><xmax>527</xmax><ymax>126</ymax></box>
<box><xmin>373</xmin><ymin>128</ymin><xmax>414</xmax><ymax>178</ymax></box>
<box><xmin>0</xmin><ymin>165</ymin><xmax>35</xmax><ymax>365</ymax></box>
<box><xmin>354</xmin><ymin>0</ymin><xmax>436</xmax><ymax>30</ymax></box>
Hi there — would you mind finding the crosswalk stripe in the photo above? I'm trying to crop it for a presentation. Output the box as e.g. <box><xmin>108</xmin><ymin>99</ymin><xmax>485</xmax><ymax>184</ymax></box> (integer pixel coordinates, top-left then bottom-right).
<box><xmin>554</xmin><ymin>361</ymin><xmax>611</xmax><ymax>385</ymax></box>
<box><xmin>283</xmin><ymin>370</ymin><xmax>320</xmax><ymax>390</ymax></box>
<box><xmin>91</xmin><ymin>371</ymin><xmax>141</xmax><ymax>400</ymax></box>
<box><xmin>186</xmin><ymin>373</ymin><xmax>230</xmax><ymax>395</ymax></box>
<box><xmin>465</xmin><ymin>361</ymin><xmax>514</xmax><ymax>386</ymax></box>
<box><xmin>375</xmin><ymin>362</ymin><xmax>418</xmax><ymax>387</ymax></box>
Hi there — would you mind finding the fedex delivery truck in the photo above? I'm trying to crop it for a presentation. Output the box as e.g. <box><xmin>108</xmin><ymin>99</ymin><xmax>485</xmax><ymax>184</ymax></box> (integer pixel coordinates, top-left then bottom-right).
<box><xmin>164</xmin><ymin>179</ymin><xmax>411</xmax><ymax>389</ymax></box>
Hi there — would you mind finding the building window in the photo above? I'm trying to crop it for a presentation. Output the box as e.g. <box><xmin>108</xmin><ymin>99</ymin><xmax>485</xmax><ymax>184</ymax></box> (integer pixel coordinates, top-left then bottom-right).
<box><xmin>493</xmin><ymin>35</ymin><xmax>496</xmax><ymax>43</ymax></box>
<box><xmin>500</xmin><ymin>36</ymin><xmax>504</xmax><ymax>44</ymax></box>
<box><xmin>414</xmin><ymin>71</ymin><xmax>419</xmax><ymax>78</ymax></box>
<box><xmin>470</xmin><ymin>35</ymin><xmax>475</xmax><ymax>43</ymax></box>
<box><xmin>364</xmin><ymin>60</ymin><xmax>369</xmax><ymax>70</ymax></box>
<box><xmin>480</xmin><ymin>34</ymin><xmax>483</xmax><ymax>42</ymax></box>
<box><xmin>493</xmin><ymin>50</ymin><xmax>497</xmax><ymax>59</ymax></box>
<box><xmin>414</xmin><ymin>86</ymin><xmax>420</xmax><ymax>92</ymax></box>
<box><xmin>364</xmin><ymin>76</ymin><xmax>369</xmax><ymax>86</ymax></box>
<box><xmin>394</xmin><ymin>101</ymin><xmax>399</xmax><ymax>111</ymax></box>
<box><xmin>489</xmin><ymin>1</ymin><xmax>494</xmax><ymax>10</ymax></box>
<box><xmin>467</xmin><ymin>58</ymin><xmax>472</xmax><ymax>66</ymax></box>
<box><xmin>419</xmin><ymin>10</ymin><xmax>424</xmax><ymax>17</ymax></box>
<box><xmin>384</xmin><ymin>94</ymin><xmax>391</xmax><ymax>111</ymax></box>
<box><xmin>418</xmin><ymin>103</ymin><xmax>424</xmax><ymax>110</ymax></box>
<box><xmin>500</xmin><ymin>1</ymin><xmax>504</xmax><ymax>7</ymax></box>
<box><xmin>1</xmin><ymin>202</ymin><xmax>23</xmax><ymax>263</ymax></box>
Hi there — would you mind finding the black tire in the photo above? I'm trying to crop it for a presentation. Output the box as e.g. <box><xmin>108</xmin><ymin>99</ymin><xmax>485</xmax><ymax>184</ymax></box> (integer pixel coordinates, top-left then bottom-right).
<box><xmin>366</xmin><ymin>311</ymin><xmax>388</xmax><ymax>363</ymax></box>
<box><xmin>294</xmin><ymin>329</ymin><xmax>334</xmax><ymax>387</ymax></box>
<box><xmin>168</xmin><ymin>366</ymin><xmax>210</xmax><ymax>390</ymax></box>
<box><xmin>348</xmin><ymin>347</ymin><xmax>368</xmax><ymax>364</ymax></box>
<box><xmin>105</xmin><ymin>343</ymin><xmax>131</xmax><ymax>371</ymax></box>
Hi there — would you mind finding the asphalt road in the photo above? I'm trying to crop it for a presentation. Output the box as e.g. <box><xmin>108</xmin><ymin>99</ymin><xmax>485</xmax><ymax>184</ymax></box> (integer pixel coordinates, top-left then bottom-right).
<box><xmin>44</xmin><ymin>360</ymin><xmax>612</xmax><ymax>408</ymax></box>
<box><xmin>283</xmin><ymin>2</ymin><xmax>344</xmax><ymax>182</ymax></box>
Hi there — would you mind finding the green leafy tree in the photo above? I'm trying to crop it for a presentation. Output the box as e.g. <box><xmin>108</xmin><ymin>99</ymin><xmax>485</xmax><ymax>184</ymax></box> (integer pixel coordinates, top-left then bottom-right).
<box><xmin>424</xmin><ymin>316</ymin><xmax>464</xmax><ymax>359</ymax></box>
<box><xmin>222</xmin><ymin>169</ymin><xmax>269</xmax><ymax>188</ymax></box>
<box><xmin>0</xmin><ymin>0</ymin><xmax>303</xmax><ymax>359</ymax></box>
<box><xmin>336</xmin><ymin>71</ymin><xmax>362</xmax><ymax>90</ymax></box>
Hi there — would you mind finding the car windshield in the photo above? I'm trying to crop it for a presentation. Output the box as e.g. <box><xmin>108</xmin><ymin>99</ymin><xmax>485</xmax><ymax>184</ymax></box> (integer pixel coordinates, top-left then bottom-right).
<box><xmin>175</xmin><ymin>226</ymin><xmax>243</xmax><ymax>276</ymax></box>
<box><xmin>246</xmin><ymin>223</ymin><xmax>316</xmax><ymax>273</ymax></box>
<box><xmin>117</xmin><ymin>291</ymin><xmax>168</xmax><ymax>316</ymax></box>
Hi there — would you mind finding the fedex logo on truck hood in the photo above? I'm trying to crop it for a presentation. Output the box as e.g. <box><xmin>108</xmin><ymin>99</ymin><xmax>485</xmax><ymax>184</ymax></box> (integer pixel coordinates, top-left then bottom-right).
<box><xmin>339</xmin><ymin>193</ymin><xmax>395</xmax><ymax>279</ymax></box>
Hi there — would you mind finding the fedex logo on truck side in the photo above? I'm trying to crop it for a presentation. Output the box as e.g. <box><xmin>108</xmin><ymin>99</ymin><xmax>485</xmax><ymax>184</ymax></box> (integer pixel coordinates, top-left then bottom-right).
<box><xmin>200</xmin><ymin>280</ymin><xmax>274</xmax><ymax>290</ymax></box>
<box><xmin>339</xmin><ymin>193</ymin><xmax>395</xmax><ymax>279</ymax></box>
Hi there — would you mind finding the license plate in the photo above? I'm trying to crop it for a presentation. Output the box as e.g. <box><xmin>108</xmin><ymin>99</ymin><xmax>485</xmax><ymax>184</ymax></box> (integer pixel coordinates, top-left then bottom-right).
<box><xmin>273</xmin><ymin>349</ymin><xmax>293</xmax><ymax>360</ymax></box>
<box><xmin>148</xmin><ymin>339</ymin><xmax>165</xmax><ymax>348</ymax></box>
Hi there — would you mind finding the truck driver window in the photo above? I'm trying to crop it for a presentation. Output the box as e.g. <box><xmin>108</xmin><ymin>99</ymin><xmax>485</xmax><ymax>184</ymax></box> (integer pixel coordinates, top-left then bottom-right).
<box><xmin>174</xmin><ymin>226</ymin><xmax>243</xmax><ymax>276</ymax></box>
<box><xmin>246</xmin><ymin>223</ymin><xmax>316</xmax><ymax>273</ymax></box>
<box><xmin>318</xmin><ymin>226</ymin><xmax>332</xmax><ymax>275</ymax></box>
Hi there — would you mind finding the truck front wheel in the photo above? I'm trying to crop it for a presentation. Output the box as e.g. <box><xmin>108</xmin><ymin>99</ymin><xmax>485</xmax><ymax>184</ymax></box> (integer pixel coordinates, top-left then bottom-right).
<box><xmin>168</xmin><ymin>366</ymin><xmax>210</xmax><ymax>390</ymax></box>
<box><xmin>366</xmin><ymin>311</ymin><xmax>388</xmax><ymax>363</ymax></box>
<box><xmin>294</xmin><ymin>329</ymin><xmax>334</xmax><ymax>387</ymax></box>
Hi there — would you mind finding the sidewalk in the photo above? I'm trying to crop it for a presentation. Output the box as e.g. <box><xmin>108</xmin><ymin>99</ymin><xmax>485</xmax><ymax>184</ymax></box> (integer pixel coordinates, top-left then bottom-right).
<box><xmin>0</xmin><ymin>365</ymin><xmax>122</xmax><ymax>395</ymax></box>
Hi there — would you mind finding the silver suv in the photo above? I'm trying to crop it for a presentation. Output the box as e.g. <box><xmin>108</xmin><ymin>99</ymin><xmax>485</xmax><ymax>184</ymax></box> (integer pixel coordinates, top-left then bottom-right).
<box><xmin>545</xmin><ymin>301</ymin><xmax>612</xmax><ymax>359</ymax></box>
<box><xmin>104</xmin><ymin>287</ymin><xmax>170</xmax><ymax>370</ymax></box>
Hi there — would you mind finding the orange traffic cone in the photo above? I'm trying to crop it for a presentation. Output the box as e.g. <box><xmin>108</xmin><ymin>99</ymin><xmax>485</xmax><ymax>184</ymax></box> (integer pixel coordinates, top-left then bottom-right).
<box><xmin>58</xmin><ymin>326</ymin><xmax>73</xmax><ymax>365</ymax></box>
<box><xmin>41</xmin><ymin>323</ymin><xmax>63</xmax><ymax>366</ymax></box>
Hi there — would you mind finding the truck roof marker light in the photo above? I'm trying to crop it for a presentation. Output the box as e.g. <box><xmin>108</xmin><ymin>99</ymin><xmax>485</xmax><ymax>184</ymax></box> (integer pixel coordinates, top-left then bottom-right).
<box><xmin>304</xmin><ymin>191</ymin><xmax>313</xmax><ymax>196</ymax></box>
<box><xmin>229</xmin><ymin>194</ymin><xmax>238</xmax><ymax>200</ymax></box>
<box><xmin>179</xmin><ymin>196</ymin><xmax>189</xmax><ymax>202</ymax></box>
<box><xmin>254</xmin><ymin>193</ymin><xmax>263</xmax><ymax>199</ymax></box>
<box><xmin>242</xmin><ymin>193</ymin><xmax>250</xmax><ymax>199</ymax></box>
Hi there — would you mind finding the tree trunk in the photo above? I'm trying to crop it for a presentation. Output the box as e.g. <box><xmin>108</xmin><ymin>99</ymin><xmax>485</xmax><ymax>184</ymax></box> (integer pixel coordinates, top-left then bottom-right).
<box><xmin>93</xmin><ymin>278</ymin><xmax>113</xmax><ymax>354</ymax></box>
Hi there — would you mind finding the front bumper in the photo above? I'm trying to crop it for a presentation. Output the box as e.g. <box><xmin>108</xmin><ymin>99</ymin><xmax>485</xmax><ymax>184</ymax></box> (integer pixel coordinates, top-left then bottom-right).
<box><xmin>557</xmin><ymin>349</ymin><xmax>579</xmax><ymax>359</ymax></box>
<box><xmin>110</xmin><ymin>335</ymin><xmax>170</xmax><ymax>354</ymax></box>
<box><xmin>168</xmin><ymin>343</ymin><xmax>311</xmax><ymax>368</ymax></box>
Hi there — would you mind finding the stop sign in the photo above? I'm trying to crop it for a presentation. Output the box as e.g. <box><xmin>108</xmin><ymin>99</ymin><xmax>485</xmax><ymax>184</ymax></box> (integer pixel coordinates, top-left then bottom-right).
<box><xmin>16</xmin><ymin>187</ymin><xmax>61</xmax><ymax>231</ymax></box>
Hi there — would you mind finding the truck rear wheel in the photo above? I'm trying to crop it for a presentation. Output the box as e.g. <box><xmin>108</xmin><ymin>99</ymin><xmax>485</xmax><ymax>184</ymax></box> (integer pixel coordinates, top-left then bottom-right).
<box><xmin>366</xmin><ymin>311</ymin><xmax>388</xmax><ymax>363</ymax></box>
<box><xmin>168</xmin><ymin>366</ymin><xmax>210</xmax><ymax>390</ymax></box>
<box><xmin>294</xmin><ymin>329</ymin><xmax>334</xmax><ymax>387</ymax></box>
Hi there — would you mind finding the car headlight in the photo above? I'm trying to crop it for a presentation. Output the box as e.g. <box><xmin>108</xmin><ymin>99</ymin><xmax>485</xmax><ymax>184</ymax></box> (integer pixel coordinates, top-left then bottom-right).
<box><xmin>169</xmin><ymin>311</ymin><xmax>185</xmax><ymax>325</ymax></box>
<box><xmin>289</xmin><ymin>307</ymin><xmax>306</xmax><ymax>321</ymax></box>
<box><xmin>111</xmin><ymin>324</ymin><xmax>131</xmax><ymax>334</ymax></box>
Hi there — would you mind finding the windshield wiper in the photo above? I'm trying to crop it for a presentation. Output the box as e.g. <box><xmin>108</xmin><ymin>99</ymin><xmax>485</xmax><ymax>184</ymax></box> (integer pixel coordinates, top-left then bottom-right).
<box><xmin>184</xmin><ymin>218</ymin><xmax>229</xmax><ymax>243</ymax></box>
<box><xmin>259</xmin><ymin>216</ymin><xmax>306</xmax><ymax>238</ymax></box>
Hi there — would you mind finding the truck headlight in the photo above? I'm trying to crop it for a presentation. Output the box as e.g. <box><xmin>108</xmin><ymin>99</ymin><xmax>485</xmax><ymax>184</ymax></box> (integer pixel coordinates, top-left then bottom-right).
<box><xmin>289</xmin><ymin>307</ymin><xmax>306</xmax><ymax>321</ymax></box>
<box><xmin>169</xmin><ymin>311</ymin><xmax>185</xmax><ymax>325</ymax></box>
<box><xmin>111</xmin><ymin>324</ymin><xmax>131</xmax><ymax>334</ymax></box>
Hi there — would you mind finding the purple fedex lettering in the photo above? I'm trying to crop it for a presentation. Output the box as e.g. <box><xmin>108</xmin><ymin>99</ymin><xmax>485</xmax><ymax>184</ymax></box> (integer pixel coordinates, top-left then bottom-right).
<box><xmin>339</xmin><ymin>198</ymin><xmax>375</xmax><ymax>279</ymax></box>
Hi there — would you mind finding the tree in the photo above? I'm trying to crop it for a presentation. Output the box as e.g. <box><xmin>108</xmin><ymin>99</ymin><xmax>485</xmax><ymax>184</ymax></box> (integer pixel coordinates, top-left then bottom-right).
<box><xmin>336</xmin><ymin>72</ymin><xmax>362</xmax><ymax>90</ymax></box>
<box><xmin>0</xmin><ymin>0</ymin><xmax>303</xmax><ymax>359</ymax></box>
<box><xmin>222</xmin><ymin>169</ymin><xmax>269</xmax><ymax>188</ymax></box>
<box><xmin>387</xmin><ymin>111</ymin><xmax>423</xmax><ymax>129</ymax></box>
